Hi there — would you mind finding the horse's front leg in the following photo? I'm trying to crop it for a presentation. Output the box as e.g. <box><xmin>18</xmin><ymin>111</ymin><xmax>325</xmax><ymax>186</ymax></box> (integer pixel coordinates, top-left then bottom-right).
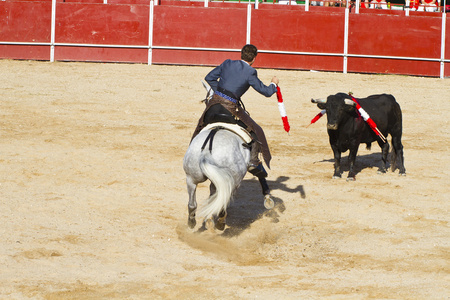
<box><xmin>258</xmin><ymin>176</ymin><xmax>270</xmax><ymax>196</ymax></box>
<box><xmin>258</xmin><ymin>177</ymin><xmax>274</xmax><ymax>209</ymax></box>
<box><xmin>186</xmin><ymin>176</ymin><xmax>198</xmax><ymax>229</ymax></box>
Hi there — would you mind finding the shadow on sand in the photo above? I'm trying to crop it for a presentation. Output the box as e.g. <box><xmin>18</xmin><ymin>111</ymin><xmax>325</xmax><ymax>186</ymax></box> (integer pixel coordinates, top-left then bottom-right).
<box><xmin>319</xmin><ymin>151</ymin><xmax>396</xmax><ymax>178</ymax></box>
<box><xmin>210</xmin><ymin>175</ymin><xmax>306</xmax><ymax>238</ymax></box>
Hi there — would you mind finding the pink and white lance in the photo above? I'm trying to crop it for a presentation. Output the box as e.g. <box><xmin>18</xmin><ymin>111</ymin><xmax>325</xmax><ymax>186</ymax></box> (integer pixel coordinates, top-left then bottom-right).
<box><xmin>349</xmin><ymin>94</ymin><xmax>387</xmax><ymax>143</ymax></box>
<box><xmin>276</xmin><ymin>86</ymin><xmax>290</xmax><ymax>133</ymax></box>
<box><xmin>308</xmin><ymin>109</ymin><xmax>326</xmax><ymax>127</ymax></box>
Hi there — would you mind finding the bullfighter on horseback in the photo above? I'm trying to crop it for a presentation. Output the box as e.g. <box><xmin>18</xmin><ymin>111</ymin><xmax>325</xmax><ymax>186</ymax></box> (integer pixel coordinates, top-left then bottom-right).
<box><xmin>192</xmin><ymin>44</ymin><xmax>279</xmax><ymax>178</ymax></box>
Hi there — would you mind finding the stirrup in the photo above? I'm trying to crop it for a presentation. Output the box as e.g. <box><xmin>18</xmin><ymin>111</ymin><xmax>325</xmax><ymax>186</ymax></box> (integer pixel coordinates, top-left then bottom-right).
<box><xmin>248</xmin><ymin>163</ymin><xmax>268</xmax><ymax>178</ymax></box>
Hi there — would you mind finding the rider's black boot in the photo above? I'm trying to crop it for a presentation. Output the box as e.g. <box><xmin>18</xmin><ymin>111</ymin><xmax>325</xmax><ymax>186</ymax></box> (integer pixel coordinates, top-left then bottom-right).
<box><xmin>249</xmin><ymin>163</ymin><xmax>268</xmax><ymax>178</ymax></box>
<box><xmin>248</xmin><ymin>141</ymin><xmax>261</xmax><ymax>167</ymax></box>
<box><xmin>248</xmin><ymin>144</ymin><xmax>267</xmax><ymax>178</ymax></box>
<box><xmin>247</xmin><ymin>137</ymin><xmax>267</xmax><ymax>178</ymax></box>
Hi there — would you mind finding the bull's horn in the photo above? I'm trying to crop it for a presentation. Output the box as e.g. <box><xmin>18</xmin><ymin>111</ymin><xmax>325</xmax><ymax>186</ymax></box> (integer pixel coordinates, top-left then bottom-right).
<box><xmin>344</xmin><ymin>99</ymin><xmax>356</xmax><ymax>106</ymax></box>
<box><xmin>311</xmin><ymin>98</ymin><xmax>326</xmax><ymax>104</ymax></box>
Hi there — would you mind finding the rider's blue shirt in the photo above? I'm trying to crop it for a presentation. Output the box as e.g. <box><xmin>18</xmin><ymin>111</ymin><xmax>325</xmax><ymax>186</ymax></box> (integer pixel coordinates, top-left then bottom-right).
<box><xmin>205</xmin><ymin>59</ymin><xmax>277</xmax><ymax>100</ymax></box>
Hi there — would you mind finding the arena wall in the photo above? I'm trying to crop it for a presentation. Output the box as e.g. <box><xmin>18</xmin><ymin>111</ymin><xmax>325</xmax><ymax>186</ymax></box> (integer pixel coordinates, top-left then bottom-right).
<box><xmin>0</xmin><ymin>0</ymin><xmax>448</xmax><ymax>77</ymax></box>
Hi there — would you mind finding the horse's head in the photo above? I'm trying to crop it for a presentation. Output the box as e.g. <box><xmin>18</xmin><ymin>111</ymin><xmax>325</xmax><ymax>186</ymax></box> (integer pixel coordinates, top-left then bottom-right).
<box><xmin>201</xmin><ymin>80</ymin><xmax>214</xmax><ymax>105</ymax></box>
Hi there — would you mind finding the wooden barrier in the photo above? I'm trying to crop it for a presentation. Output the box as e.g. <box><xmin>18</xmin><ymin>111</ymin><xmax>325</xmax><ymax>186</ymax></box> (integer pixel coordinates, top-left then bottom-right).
<box><xmin>250</xmin><ymin>9</ymin><xmax>345</xmax><ymax>71</ymax></box>
<box><xmin>152</xmin><ymin>5</ymin><xmax>247</xmax><ymax>65</ymax></box>
<box><xmin>0</xmin><ymin>1</ymin><xmax>52</xmax><ymax>60</ymax></box>
<box><xmin>55</xmin><ymin>3</ymin><xmax>149</xmax><ymax>62</ymax></box>
<box><xmin>347</xmin><ymin>12</ymin><xmax>443</xmax><ymax>77</ymax></box>
<box><xmin>0</xmin><ymin>0</ymin><xmax>448</xmax><ymax>77</ymax></box>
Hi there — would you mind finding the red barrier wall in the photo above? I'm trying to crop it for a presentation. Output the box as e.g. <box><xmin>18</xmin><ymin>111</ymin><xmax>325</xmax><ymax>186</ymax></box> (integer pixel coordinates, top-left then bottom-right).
<box><xmin>0</xmin><ymin>1</ymin><xmax>52</xmax><ymax>60</ymax></box>
<box><xmin>153</xmin><ymin>6</ymin><xmax>247</xmax><ymax>48</ymax></box>
<box><xmin>151</xmin><ymin>5</ymin><xmax>247</xmax><ymax>65</ymax></box>
<box><xmin>0</xmin><ymin>0</ymin><xmax>448</xmax><ymax>77</ymax></box>
<box><xmin>446</xmin><ymin>14</ymin><xmax>450</xmax><ymax>77</ymax></box>
<box><xmin>347</xmin><ymin>13</ymin><xmax>442</xmax><ymax>76</ymax></box>
<box><xmin>251</xmin><ymin>9</ymin><xmax>345</xmax><ymax>71</ymax></box>
<box><xmin>54</xmin><ymin>3</ymin><xmax>149</xmax><ymax>62</ymax></box>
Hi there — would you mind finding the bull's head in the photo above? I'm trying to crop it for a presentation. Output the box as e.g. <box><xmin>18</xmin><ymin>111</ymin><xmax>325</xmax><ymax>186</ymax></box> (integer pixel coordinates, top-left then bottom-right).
<box><xmin>311</xmin><ymin>94</ymin><xmax>355</xmax><ymax>130</ymax></box>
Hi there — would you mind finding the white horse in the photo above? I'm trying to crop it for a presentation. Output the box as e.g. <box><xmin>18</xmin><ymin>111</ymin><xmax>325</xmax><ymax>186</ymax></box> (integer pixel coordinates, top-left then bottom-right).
<box><xmin>183</xmin><ymin>123</ymin><xmax>274</xmax><ymax>230</ymax></box>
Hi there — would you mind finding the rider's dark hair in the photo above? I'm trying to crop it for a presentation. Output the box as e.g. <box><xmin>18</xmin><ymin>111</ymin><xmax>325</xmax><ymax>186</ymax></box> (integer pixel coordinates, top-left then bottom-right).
<box><xmin>241</xmin><ymin>44</ymin><xmax>258</xmax><ymax>62</ymax></box>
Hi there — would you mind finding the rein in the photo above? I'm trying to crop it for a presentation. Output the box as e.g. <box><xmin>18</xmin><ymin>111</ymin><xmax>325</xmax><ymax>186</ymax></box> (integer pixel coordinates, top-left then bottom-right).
<box><xmin>201</xmin><ymin>127</ymin><xmax>220</xmax><ymax>153</ymax></box>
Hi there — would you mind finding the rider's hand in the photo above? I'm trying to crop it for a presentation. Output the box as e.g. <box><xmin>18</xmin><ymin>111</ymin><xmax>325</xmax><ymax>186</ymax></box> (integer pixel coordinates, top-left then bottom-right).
<box><xmin>271</xmin><ymin>76</ymin><xmax>279</xmax><ymax>86</ymax></box>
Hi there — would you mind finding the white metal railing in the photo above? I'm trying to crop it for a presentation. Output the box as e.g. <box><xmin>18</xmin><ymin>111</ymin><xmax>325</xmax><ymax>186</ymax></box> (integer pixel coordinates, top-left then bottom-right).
<box><xmin>50</xmin><ymin>0</ymin><xmax>56</xmax><ymax>62</ymax></box>
<box><xmin>149</xmin><ymin>0</ymin><xmax>154</xmax><ymax>65</ymax></box>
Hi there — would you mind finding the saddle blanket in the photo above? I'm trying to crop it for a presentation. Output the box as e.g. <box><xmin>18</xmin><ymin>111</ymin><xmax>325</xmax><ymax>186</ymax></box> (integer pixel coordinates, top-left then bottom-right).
<box><xmin>201</xmin><ymin>122</ymin><xmax>253</xmax><ymax>144</ymax></box>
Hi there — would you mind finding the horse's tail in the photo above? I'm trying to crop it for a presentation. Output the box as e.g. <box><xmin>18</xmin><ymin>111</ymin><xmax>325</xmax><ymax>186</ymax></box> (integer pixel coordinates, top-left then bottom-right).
<box><xmin>197</xmin><ymin>157</ymin><xmax>236</xmax><ymax>220</ymax></box>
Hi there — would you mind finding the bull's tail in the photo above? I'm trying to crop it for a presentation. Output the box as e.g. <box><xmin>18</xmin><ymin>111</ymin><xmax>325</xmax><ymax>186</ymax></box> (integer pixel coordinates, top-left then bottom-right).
<box><xmin>197</xmin><ymin>157</ymin><xmax>235</xmax><ymax>220</ymax></box>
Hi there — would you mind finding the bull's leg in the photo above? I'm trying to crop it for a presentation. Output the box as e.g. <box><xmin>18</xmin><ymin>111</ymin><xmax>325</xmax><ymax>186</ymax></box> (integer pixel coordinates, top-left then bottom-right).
<box><xmin>392</xmin><ymin>136</ymin><xmax>406</xmax><ymax>175</ymax></box>
<box><xmin>331</xmin><ymin>146</ymin><xmax>342</xmax><ymax>179</ymax></box>
<box><xmin>378</xmin><ymin>140</ymin><xmax>389</xmax><ymax>174</ymax></box>
<box><xmin>347</xmin><ymin>147</ymin><xmax>359</xmax><ymax>181</ymax></box>
<box><xmin>186</xmin><ymin>176</ymin><xmax>198</xmax><ymax>229</ymax></box>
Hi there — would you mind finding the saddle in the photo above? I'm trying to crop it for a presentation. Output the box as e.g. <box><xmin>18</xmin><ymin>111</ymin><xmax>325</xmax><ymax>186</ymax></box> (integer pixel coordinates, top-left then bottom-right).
<box><xmin>200</xmin><ymin>122</ymin><xmax>252</xmax><ymax>144</ymax></box>
<box><xmin>205</xmin><ymin>112</ymin><xmax>236</xmax><ymax>125</ymax></box>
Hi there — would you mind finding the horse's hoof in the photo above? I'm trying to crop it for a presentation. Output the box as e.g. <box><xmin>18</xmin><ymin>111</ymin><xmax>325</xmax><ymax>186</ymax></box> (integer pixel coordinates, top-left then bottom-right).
<box><xmin>332</xmin><ymin>175</ymin><xmax>341</xmax><ymax>179</ymax></box>
<box><xmin>400</xmin><ymin>172</ymin><xmax>406</xmax><ymax>176</ymax></box>
<box><xmin>205</xmin><ymin>218</ymin><xmax>214</xmax><ymax>230</ymax></box>
<box><xmin>377</xmin><ymin>170</ymin><xmax>386</xmax><ymax>175</ymax></box>
<box><xmin>346</xmin><ymin>177</ymin><xmax>355</xmax><ymax>181</ymax></box>
<box><xmin>264</xmin><ymin>194</ymin><xmax>275</xmax><ymax>210</ymax></box>
<box><xmin>188</xmin><ymin>218</ymin><xmax>196</xmax><ymax>229</ymax></box>
<box><xmin>215</xmin><ymin>220</ymin><xmax>226</xmax><ymax>231</ymax></box>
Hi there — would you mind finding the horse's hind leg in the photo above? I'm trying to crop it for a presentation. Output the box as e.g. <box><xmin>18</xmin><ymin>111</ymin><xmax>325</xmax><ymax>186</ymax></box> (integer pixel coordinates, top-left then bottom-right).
<box><xmin>208</xmin><ymin>183</ymin><xmax>227</xmax><ymax>231</ymax></box>
<box><xmin>215</xmin><ymin>209</ymin><xmax>227</xmax><ymax>231</ymax></box>
<box><xmin>186</xmin><ymin>176</ymin><xmax>198</xmax><ymax>229</ymax></box>
<box><xmin>209</xmin><ymin>182</ymin><xmax>216</xmax><ymax>196</ymax></box>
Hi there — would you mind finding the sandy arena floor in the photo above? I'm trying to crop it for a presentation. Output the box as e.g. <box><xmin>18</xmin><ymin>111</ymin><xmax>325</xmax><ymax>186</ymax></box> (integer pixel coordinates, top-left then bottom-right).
<box><xmin>0</xmin><ymin>60</ymin><xmax>449</xmax><ymax>299</ymax></box>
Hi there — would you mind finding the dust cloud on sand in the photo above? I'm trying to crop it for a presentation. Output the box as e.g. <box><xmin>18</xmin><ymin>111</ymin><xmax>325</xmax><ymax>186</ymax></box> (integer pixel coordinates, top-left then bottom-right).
<box><xmin>0</xmin><ymin>60</ymin><xmax>449</xmax><ymax>299</ymax></box>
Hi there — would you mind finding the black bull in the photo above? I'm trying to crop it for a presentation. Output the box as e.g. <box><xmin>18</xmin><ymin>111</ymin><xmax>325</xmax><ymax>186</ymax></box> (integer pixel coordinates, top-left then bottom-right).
<box><xmin>312</xmin><ymin>93</ymin><xmax>406</xmax><ymax>180</ymax></box>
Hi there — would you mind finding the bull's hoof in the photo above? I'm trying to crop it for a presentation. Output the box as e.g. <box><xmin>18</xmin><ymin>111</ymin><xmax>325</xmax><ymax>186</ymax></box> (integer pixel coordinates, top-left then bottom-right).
<box><xmin>332</xmin><ymin>175</ymin><xmax>341</xmax><ymax>179</ymax></box>
<box><xmin>188</xmin><ymin>217</ymin><xmax>196</xmax><ymax>229</ymax></box>
<box><xmin>346</xmin><ymin>176</ymin><xmax>356</xmax><ymax>181</ymax></box>
<box><xmin>264</xmin><ymin>194</ymin><xmax>275</xmax><ymax>209</ymax></box>
<box><xmin>400</xmin><ymin>172</ymin><xmax>406</xmax><ymax>176</ymax></box>
<box><xmin>377</xmin><ymin>170</ymin><xmax>386</xmax><ymax>174</ymax></box>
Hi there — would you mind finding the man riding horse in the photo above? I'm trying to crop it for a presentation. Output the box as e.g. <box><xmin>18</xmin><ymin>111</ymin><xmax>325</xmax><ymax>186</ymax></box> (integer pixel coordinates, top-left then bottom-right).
<box><xmin>192</xmin><ymin>44</ymin><xmax>279</xmax><ymax>178</ymax></box>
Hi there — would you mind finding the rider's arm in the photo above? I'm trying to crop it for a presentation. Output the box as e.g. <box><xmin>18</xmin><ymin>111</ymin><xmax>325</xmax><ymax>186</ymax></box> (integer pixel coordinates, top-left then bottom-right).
<box><xmin>205</xmin><ymin>61</ymin><xmax>227</xmax><ymax>92</ymax></box>
<box><xmin>248</xmin><ymin>69</ymin><xmax>277</xmax><ymax>97</ymax></box>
